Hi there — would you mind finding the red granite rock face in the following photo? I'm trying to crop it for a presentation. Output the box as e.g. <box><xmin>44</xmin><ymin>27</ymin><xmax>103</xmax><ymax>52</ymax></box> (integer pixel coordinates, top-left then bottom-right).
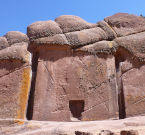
<box><xmin>114</xmin><ymin>31</ymin><xmax>145</xmax><ymax>118</ymax></box>
<box><xmin>0</xmin><ymin>32</ymin><xmax>31</xmax><ymax>120</ymax></box>
<box><xmin>0</xmin><ymin>61</ymin><xmax>31</xmax><ymax>119</ymax></box>
<box><xmin>0</xmin><ymin>13</ymin><xmax>145</xmax><ymax>126</ymax></box>
<box><xmin>26</xmin><ymin>13</ymin><xmax>145</xmax><ymax>122</ymax></box>
<box><xmin>122</xmin><ymin>62</ymin><xmax>145</xmax><ymax>117</ymax></box>
<box><xmin>32</xmin><ymin>46</ymin><xmax>118</xmax><ymax>121</ymax></box>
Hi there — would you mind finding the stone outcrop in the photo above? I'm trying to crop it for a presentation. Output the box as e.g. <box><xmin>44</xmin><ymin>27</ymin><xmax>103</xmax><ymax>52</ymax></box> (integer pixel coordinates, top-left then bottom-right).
<box><xmin>0</xmin><ymin>13</ymin><xmax>145</xmax><ymax>134</ymax></box>
<box><xmin>27</xmin><ymin>13</ymin><xmax>145</xmax><ymax>121</ymax></box>
<box><xmin>104</xmin><ymin>13</ymin><xmax>145</xmax><ymax>37</ymax></box>
<box><xmin>31</xmin><ymin>46</ymin><xmax>118</xmax><ymax>121</ymax></box>
<box><xmin>0</xmin><ymin>31</ymin><xmax>31</xmax><ymax>120</ymax></box>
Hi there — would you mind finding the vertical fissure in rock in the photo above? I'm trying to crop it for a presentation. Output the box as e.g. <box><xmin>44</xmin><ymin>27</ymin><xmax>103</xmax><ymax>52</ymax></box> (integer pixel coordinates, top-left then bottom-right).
<box><xmin>26</xmin><ymin>52</ymin><xmax>39</xmax><ymax>120</ymax></box>
<box><xmin>115</xmin><ymin>55</ymin><xmax>126</xmax><ymax>119</ymax></box>
<box><xmin>119</xmin><ymin>76</ymin><xmax>126</xmax><ymax>119</ymax></box>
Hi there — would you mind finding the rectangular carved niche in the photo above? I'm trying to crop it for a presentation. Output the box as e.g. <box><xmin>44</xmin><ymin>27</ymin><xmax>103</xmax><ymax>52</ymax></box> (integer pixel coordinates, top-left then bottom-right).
<box><xmin>69</xmin><ymin>100</ymin><xmax>84</xmax><ymax>121</ymax></box>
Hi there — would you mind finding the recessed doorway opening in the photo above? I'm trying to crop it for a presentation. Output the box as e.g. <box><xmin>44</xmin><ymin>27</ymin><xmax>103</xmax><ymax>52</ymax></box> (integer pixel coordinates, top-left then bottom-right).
<box><xmin>69</xmin><ymin>100</ymin><xmax>84</xmax><ymax>121</ymax></box>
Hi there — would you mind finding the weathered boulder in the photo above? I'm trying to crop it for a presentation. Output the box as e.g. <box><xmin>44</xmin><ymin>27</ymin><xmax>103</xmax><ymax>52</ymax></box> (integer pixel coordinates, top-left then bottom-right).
<box><xmin>97</xmin><ymin>21</ymin><xmax>117</xmax><ymax>40</ymax></box>
<box><xmin>30</xmin><ymin>34</ymin><xmax>69</xmax><ymax>47</ymax></box>
<box><xmin>55</xmin><ymin>15</ymin><xmax>96</xmax><ymax>33</ymax></box>
<box><xmin>0</xmin><ymin>32</ymin><xmax>31</xmax><ymax>120</ymax></box>
<box><xmin>114</xmin><ymin>31</ymin><xmax>145</xmax><ymax>118</ymax></box>
<box><xmin>27</xmin><ymin>20</ymin><xmax>63</xmax><ymax>41</ymax></box>
<box><xmin>4</xmin><ymin>31</ymin><xmax>29</xmax><ymax>45</ymax></box>
<box><xmin>77</xmin><ymin>40</ymin><xmax>117</xmax><ymax>54</ymax></box>
<box><xmin>104</xmin><ymin>13</ymin><xmax>145</xmax><ymax>37</ymax></box>
<box><xmin>0</xmin><ymin>37</ymin><xmax>9</xmax><ymax>50</ymax></box>
<box><xmin>114</xmin><ymin>31</ymin><xmax>145</xmax><ymax>61</ymax></box>
<box><xmin>65</xmin><ymin>27</ymin><xmax>108</xmax><ymax>47</ymax></box>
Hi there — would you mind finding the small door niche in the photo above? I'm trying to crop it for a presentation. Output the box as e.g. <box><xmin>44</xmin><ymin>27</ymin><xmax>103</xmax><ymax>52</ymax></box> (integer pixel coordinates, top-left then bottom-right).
<box><xmin>69</xmin><ymin>100</ymin><xmax>84</xmax><ymax>120</ymax></box>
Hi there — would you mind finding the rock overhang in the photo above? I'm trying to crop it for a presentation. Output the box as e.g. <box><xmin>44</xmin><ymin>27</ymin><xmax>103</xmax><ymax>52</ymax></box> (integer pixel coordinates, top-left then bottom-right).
<box><xmin>27</xmin><ymin>13</ymin><xmax>145</xmax><ymax>62</ymax></box>
<box><xmin>0</xmin><ymin>43</ymin><xmax>31</xmax><ymax>63</ymax></box>
<box><xmin>0</xmin><ymin>31</ymin><xmax>30</xmax><ymax>63</ymax></box>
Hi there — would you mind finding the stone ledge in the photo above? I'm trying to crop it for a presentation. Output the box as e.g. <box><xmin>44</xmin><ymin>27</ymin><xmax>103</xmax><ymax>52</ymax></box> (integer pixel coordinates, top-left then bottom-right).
<box><xmin>0</xmin><ymin>116</ymin><xmax>145</xmax><ymax>135</ymax></box>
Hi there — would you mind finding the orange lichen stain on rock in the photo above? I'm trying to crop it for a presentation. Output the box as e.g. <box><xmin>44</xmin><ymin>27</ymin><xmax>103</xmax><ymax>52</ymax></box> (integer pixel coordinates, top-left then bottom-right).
<box><xmin>16</xmin><ymin>67</ymin><xmax>31</xmax><ymax>125</ymax></box>
<box><xmin>14</xmin><ymin>119</ymin><xmax>25</xmax><ymax>125</ymax></box>
<box><xmin>108</xmin><ymin>42</ymin><xmax>113</xmax><ymax>48</ymax></box>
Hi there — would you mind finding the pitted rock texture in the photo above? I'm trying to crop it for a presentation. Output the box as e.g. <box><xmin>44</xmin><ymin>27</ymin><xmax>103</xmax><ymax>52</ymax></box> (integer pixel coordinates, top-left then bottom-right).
<box><xmin>0</xmin><ymin>43</ymin><xmax>30</xmax><ymax>62</ymax></box>
<box><xmin>4</xmin><ymin>31</ymin><xmax>29</xmax><ymax>45</ymax></box>
<box><xmin>55</xmin><ymin>15</ymin><xmax>97</xmax><ymax>33</ymax></box>
<box><xmin>104</xmin><ymin>13</ymin><xmax>145</xmax><ymax>37</ymax></box>
<box><xmin>114</xmin><ymin>32</ymin><xmax>145</xmax><ymax>61</ymax></box>
<box><xmin>97</xmin><ymin>21</ymin><xmax>117</xmax><ymax>40</ymax></box>
<box><xmin>65</xmin><ymin>27</ymin><xmax>108</xmax><ymax>47</ymax></box>
<box><xmin>0</xmin><ymin>32</ymin><xmax>31</xmax><ymax>120</ymax></box>
<box><xmin>0</xmin><ymin>37</ymin><xmax>9</xmax><ymax>50</ymax></box>
<box><xmin>27</xmin><ymin>20</ymin><xmax>63</xmax><ymax>41</ymax></box>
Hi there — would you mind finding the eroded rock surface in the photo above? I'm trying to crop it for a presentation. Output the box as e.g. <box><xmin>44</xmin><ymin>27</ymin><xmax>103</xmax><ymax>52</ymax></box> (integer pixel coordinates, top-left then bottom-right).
<box><xmin>0</xmin><ymin>32</ymin><xmax>31</xmax><ymax>120</ymax></box>
<box><xmin>26</xmin><ymin>13</ymin><xmax>145</xmax><ymax>122</ymax></box>
<box><xmin>104</xmin><ymin>13</ymin><xmax>145</xmax><ymax>37</ymax></box>
<box><xmin>0</xmin><ymin>12</ymin><xmax>145</xmax><ymax>134</ymax></box>
<box><xmin>31</xmin><ymin>46</ymin><xmax>118</xmax><ymax>121</ymax></box>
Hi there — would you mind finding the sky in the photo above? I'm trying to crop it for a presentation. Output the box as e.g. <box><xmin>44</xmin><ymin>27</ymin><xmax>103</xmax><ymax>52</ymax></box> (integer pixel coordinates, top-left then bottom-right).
<box><xmin>0</xmin><ymin>0</ymin><xmax>145</xmax><ymax>36</ymax></box>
